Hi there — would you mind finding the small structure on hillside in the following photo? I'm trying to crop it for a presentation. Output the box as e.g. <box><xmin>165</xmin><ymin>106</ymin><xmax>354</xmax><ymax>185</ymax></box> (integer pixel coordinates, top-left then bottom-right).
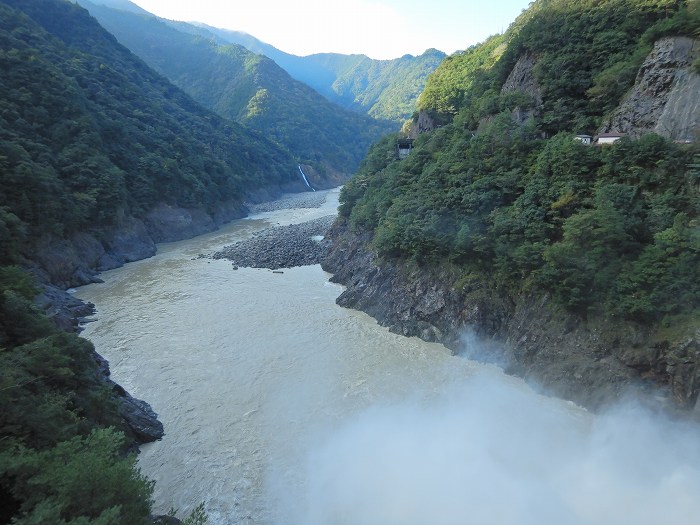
<box><xmin>575</xmin><ymin>134</ymin><xmax>592</xmax><ymax>145</ymax></box>
<box><xmin>595</xmin><ymin>132</ymin><xmax>625</xmax><ymax>145</ymax></box>
<box><xmin>396</xmin><ymin>138</ymin><xmax>414</xmax><ymax>159</ymax></box>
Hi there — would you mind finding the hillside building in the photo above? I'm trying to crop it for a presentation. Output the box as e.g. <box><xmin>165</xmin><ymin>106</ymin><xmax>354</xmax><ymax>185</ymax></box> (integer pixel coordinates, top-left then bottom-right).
<box><xmin>397</xmin><ymin>138</ymin><xmax>414</xmax><ymax>159</ymax></box>
<box><xmin>595</xmin><ymin>132</ymin><xmax>625</xmax><ymax>145</ymax></box>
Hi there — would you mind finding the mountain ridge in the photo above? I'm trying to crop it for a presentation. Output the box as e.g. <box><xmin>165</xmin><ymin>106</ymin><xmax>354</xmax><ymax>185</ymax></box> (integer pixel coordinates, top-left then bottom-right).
<box><xmin>148</xmin><ymin>16</ymin><xmax>446</xmax><ymax>122</ymax></box>
<box><xmin>79</xmin><ymin>0</ymin><xmax>445</xmax><ymax>123</ymax></box>
<box><xmin>77</xmin><ymin>0</ymin><xmax>396</xmax><ymax>179</ymax></box>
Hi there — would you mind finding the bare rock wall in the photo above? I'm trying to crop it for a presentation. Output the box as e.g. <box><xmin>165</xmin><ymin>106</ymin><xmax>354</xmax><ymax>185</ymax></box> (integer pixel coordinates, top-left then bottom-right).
<box><xmin>601</xmin><ymin>37</ymin><xmax>700</xmax><ymax>140</ymax></box>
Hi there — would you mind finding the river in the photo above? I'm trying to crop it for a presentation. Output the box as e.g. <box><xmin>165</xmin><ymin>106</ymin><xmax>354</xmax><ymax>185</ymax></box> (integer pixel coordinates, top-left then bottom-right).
<box><xmin>76</xmin><ymin>188</ymin><xmax>700</xmax><ymax>525</ymax></box>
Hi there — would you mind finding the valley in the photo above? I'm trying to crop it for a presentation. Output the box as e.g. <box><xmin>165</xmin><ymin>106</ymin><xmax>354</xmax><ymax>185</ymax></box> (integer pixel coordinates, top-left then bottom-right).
<box><xmin>0</xmin><ymin>0</ymin><xmax>698</xmax><ymax>524</ymax></box>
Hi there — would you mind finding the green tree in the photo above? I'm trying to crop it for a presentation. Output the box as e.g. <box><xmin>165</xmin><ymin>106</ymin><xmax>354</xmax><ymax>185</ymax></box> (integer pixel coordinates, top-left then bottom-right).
<box><xmin>1</xmin><ymin>429</ymin><xmax>153</xmax><ymax>525</ymax></box>
<box><xmin>614</xmin><ymin>213</ymin><xmax>700</xmax><ymax>319</ymax></box>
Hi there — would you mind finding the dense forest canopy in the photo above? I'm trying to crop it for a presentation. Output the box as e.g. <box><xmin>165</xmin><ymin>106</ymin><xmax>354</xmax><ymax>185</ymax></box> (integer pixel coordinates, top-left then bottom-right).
<box><xmin>0</xmin><ymin>0</ymin><xmax>297</xmax><ymax>258</ymax></box>
<box><xmin>340</xmin><ymin>0</ymin><xmax>700</xmax><ymax>325</ymax></box>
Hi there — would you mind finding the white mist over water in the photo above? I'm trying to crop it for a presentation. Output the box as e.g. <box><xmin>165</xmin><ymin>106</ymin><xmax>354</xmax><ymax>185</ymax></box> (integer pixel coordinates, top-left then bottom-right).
<box><xmin>288</xmin><ymin>370</ymin><xmax>700</xmax><ymax>525</ymax></box>
<box><xmin>75</xmin><ymin>189</ymin><xmax>700</xmax><ymax>525</ymax></box>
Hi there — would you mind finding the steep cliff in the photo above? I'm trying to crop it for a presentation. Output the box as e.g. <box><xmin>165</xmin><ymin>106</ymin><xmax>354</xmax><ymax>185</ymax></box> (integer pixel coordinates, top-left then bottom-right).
<box><xmin>601</xmin><ymin>37</ymin><xmax>700</xmax><ymax>140</ymax></box>
<box><xmin>405</xmin><ymin>109</ymin><xmax>439</xmax><ymax>137</ymax></box>
<box><xmin>323</xmin><ymin>223</ymin><xmax>700</xmax><ymax>417</ymax></box>
<box><xmin>500</xmin><ymin>52</ymin><xmax>543</xmax><ymax>124</ymax></box>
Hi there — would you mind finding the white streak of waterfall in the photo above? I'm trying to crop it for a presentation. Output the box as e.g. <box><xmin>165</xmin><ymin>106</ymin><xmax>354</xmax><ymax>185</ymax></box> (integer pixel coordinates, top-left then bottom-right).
<box><xmin>298</xmin><ymin>165</ymin><xmax>316</xmax><ymax>191</ymax></box>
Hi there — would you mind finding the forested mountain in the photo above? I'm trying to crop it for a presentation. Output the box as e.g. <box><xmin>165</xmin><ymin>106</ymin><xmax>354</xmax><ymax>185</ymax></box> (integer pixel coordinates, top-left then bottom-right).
<box><xmin>76</xmin><ymin>0</ymin><xmax>396</xmax><ymax>178</ymax></box>
<box><xmin>299</xmin><ymin>50</ymin><xmax>447</xmax><ymax>123</ymax></box>
<box><xmin>0</xmin><ymin>0</ymin><xmax>302</xmax><ymax>253</ymax></box>
<box><xmin>171</xmin><ymin>21</ymin><xmax>446</xmax><ymax>123</ymax></box>
<box><xmin>336</xmin><ymin>0</ymin><xmax>700</xmax><ymax>373</ymax></box>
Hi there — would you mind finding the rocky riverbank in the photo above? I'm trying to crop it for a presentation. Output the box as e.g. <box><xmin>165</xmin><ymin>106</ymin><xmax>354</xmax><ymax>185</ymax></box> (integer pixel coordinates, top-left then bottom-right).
<box><xmin>203</xmin><ymin>194</ymin><xmax>699</xmax><ymax>417</ymax></box>
<box><xmin>34</xmin><ymin>191</ymin><xmax>324</xmax><ymax>327</ymax></box>
<box><xmin>322</xmin><ymin>221</ymin><xmax>700</xmax><ymax>418</ymax></box>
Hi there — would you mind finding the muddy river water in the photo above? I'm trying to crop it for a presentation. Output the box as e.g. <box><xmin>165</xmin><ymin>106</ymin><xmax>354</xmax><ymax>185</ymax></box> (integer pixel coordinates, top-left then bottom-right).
<box><xmin>76</xmin><ymin>188</ymin><xmax>700</xmax><ymax>525</ymax></box>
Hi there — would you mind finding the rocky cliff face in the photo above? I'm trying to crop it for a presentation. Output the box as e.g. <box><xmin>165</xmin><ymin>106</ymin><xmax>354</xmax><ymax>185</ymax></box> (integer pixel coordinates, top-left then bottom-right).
<box><xmin>501</xmin><ymin>52</ymin><xmax>543</xmax><ymax>124</ymax></box>
<box><xmin>27</xmin><ymin>197</ymin><xmax>256</xmax><ymax>289</ymax></box>
<box><xmin>29</xmin><ymin>220</ymin><xmax>155</xmax><ymax>289</ymax></box>
<box><xmin>404</xmin><ymin>109</ymin><xmax>439</xmax><ymax>138</ymax></box>
<box><xmin>601</xmin><ymin>37</ymin><xmax>700</xmax><ymax>140</ymax></box>
<box><xmin>323</xmin><ymin>223</ymin><xmax>700</xmax><ymax>417</ymax></box>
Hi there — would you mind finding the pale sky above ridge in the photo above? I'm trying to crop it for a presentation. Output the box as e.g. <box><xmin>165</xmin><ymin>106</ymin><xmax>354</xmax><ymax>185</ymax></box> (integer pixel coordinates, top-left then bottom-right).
<box><xmin>129</xmin><ymin>0</ymin><xmax>532</xmax><ymax>60</ymax></box>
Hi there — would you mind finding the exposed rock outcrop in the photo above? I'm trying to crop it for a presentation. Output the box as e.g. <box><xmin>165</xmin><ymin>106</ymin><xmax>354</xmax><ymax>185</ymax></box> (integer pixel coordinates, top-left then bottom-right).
<box><xmin>144</xmin><ymin>204</ymin><xmax>219</xmax><ymax>243</ymax></box>
<box><xmin>323</xmin><ymin>222</ymin><xmax>700</xmax><ymax>417</ymax></box>
<box><xmin>501</xmin><ymin>52</ymin><xmax>543</xmax><ymax>124</ymax></box>
<box><xmin>601</xmin><ymin>37</ymin><xmax>700</xmax><ymax>140</ymax></box>
<box><xmin>102</xmin><ymin>217</ymin><xmax>159</xmax><ymax>267</ymax></box>
<box><xmin>27</xmin><ymin>227</ymin><xmax>151</xmax><ymax>292</ymax></box>
<box><xmin>36</xmin><ymin>284</ymin><xmax>97</xmax><ymax>333</ymax></box>
<box><xmin>28</xmin><ymin>221</ymin><xmax>156</xmax><ymax>290</ymax></box>
<box><xmin>415</xmin><ymin>110</ymin><xmax>438</xmax><ymax>135</ymax></box>
<box><xmin>93</xmin><ymin>352</ymin><xmax>164</xmax><ymax>446</ymax></box>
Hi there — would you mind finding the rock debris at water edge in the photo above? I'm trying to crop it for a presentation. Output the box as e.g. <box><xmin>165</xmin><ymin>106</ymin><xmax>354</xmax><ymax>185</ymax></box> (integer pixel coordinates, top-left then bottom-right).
<box><xmin>211</xmin><ymin>215</ymin><xmax>336</xmax><ymax>269</ymax></box>
<box><xmin>245</xmin><ymin>192</ymin><xmax>328</xmax><ymax>213</ymax></box>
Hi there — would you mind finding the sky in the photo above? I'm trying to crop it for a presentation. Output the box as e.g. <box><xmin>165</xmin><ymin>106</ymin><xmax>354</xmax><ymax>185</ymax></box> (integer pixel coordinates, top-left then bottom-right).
<box><xmin>128</xmin><ymin>0</ymin><xmax>533</xmax><ymax>60</ymax></box>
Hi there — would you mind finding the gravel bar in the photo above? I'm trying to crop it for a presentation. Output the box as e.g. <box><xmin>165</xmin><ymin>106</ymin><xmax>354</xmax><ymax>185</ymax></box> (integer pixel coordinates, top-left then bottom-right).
<box><xmin>245</xmin><ymin>192</ymin><xmax>327</xmax><ymax>213</ymax></box>
<box><xmin>212</xmin><ymin>215</ymin><xmax>336</xmax><ymax>269</ymax></box>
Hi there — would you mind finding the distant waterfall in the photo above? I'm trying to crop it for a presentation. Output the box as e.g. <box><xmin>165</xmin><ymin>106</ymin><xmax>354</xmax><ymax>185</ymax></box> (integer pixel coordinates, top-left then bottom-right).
<box><xmin>298</xmin><ymin>165</ymin><xmax>316</xmax><ymax>192</ymax></box>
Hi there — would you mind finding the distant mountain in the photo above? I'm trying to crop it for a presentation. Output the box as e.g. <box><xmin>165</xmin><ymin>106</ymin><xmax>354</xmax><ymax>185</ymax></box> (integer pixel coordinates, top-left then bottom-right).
<box><xmin>80</xmin><ymin>0</ymin><xmax>443</xmax><ymax>123</ymax></box>
<box><xmin>75</xmin><ymin>0</ymin><xmax>148</xmax><ymax>14</ymax></box>
<box><xmin>77</xmin><ymin>0</ymin><xmax>395</xmax><ymax>179</ymax></box>
<box><xmin>189</xmin><ymin>22</ymin><xmax>446</xmax><ymax>123</ymax></box>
